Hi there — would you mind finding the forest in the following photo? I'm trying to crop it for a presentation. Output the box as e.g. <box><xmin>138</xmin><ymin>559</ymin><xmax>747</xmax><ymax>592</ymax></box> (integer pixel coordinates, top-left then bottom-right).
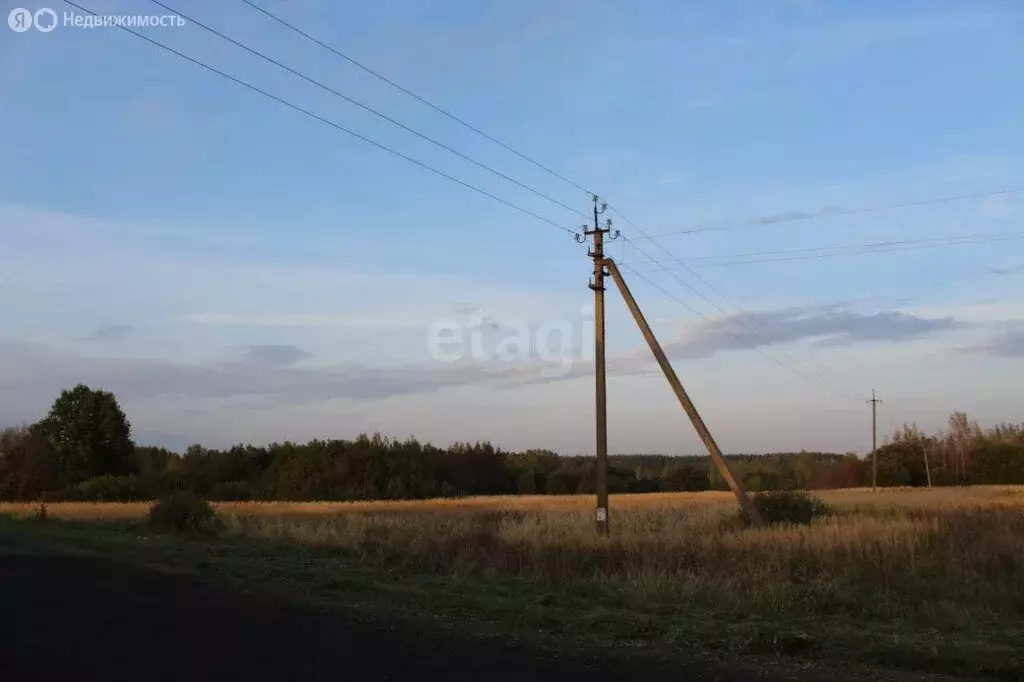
<box><xmin>1</xmin><ymin>384</ymin><xmax>1022</xmax><ymax>502</ymax></box>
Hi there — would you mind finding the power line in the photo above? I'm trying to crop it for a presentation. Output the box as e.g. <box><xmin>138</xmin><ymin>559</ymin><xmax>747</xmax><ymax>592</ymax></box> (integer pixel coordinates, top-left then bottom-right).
<box><xmin>238</xmin><ymin>0</ymin><xmax>594</xmax><ymax>197</ymax></box>
<box><xmin>668</xmin><ymin>230</ymin><xmax>1024</xmax><ymax>262</ymax></box>
<box><xmin>612</xmin><ymin>209</ymin><xmax>864</xmax><ymax>401</ymax></box>
<box><xmin>150</xmin><ymin>0</ymin><xmax>586</xmax><ymax>220</ymax></box>
<box><xmin>63</xmin><ymin>0</ymin><xmax>576</xmax><ymax>236</ymax></box>
<box><xmin>617</xmin><ymin>258</ymin><xmax>791</xmax><ymax>369</ymax></box>
<box><xmin>627</xmin><ymin>186</ymin><xmax>1024</xmax><ymax>240</ymax></box>
<box><xmin>625</xmin><ymin>230</ymin><xmax>1024</xmax><ymax>272</ymax></box>
<box><xmin>62</xmin><ymin>0</ymin><xmax>975</xmax><ymax>404</ymax></box>
<box><xmin>619</xmin><ymin>234</ymin><xmax>863</xmax><ymax>400</ymax></box>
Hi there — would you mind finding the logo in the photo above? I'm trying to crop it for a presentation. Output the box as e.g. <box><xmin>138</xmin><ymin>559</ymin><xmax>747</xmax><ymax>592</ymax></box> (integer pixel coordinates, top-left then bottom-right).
<box><xmin>8</xmin><ymin>8</ymin><xmax>185</xmax><ymax>31</ymax></box>
<box><xmin>426</xmin><ymin>304</ymin><xmax>595</xmax><ymax>379</ymax></box>
<box><xmin>7</xmin><ymin>7</ymin><xmax>57</xmax><ymax>32</ymax></box>
<box><xmin>8</xmin><ymin>8</ymin><xmax>32</xmax><ymax>31</ymax></box>
<box><xmin>34</xmin><ymin>8</ymin><xmax>57</xmax><ymax>32</ymax></box>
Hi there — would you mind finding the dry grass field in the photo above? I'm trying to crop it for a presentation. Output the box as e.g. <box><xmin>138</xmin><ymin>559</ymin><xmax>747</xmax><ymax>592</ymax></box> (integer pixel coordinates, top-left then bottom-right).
<box><xmin>3</xmin><ymin>487</ymin><xmax>1023</xmax><ymax>678</ymax></box>
<box><xmin>6</xmin><ymin>484</ymin><xmax>1022</xmax><ymax>517</ymax></box>
<box><xmin>3</xmin><ymin>487</ymin><xmax>1022</xmax><ymax>601</ymax></box>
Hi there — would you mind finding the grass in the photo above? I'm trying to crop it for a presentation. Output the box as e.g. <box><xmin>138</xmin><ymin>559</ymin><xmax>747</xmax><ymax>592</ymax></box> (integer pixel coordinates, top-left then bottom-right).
<box><xmin>2</xmin><ymin>486</ymin><xmax>1023</xmax><ymax>679</ymax></box>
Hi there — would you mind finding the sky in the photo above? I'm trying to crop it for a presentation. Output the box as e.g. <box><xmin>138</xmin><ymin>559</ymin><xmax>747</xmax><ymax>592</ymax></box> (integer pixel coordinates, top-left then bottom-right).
<box><xmin>1</xmin><ymin>0</ymin><xmax>1022</xmax><ymax>455</ymax></box>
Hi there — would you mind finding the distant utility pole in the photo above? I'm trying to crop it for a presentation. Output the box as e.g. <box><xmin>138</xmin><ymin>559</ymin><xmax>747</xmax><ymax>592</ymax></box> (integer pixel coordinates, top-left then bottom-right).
<box><xmin>923</xmin><ymin>442</ymin><xmax>933</xmax><ymax>488</ymax></box>
<box><xmin>578</xmin><ymin>197</ymin><xmax>762</xmax><ymax>531</ymax></box>
<box><xmin>867</xmin><ymin>389</ymin><xmax>882</xmax><ymax>491</ymax></box>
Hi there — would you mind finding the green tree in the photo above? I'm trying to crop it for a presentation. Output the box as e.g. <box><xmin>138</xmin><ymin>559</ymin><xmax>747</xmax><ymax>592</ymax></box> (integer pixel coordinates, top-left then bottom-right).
<box><xmin>971</xmin><ymin>441</ymin><xmax>1024</xmax><ymax>484</ymax></box>
<box><xmin>516</xmin><ymin>470</ymin><xmax>539</xmax><ymax>494</ymax></box>
<box><xmin>661</xmin><ymin>462</ymin><xmax>710</xmax><ymax>491</ymax></box>
<box><xmin>41</xmin><ymin>384</ymin><xmax>135</xmax><ymax>486</ymax></box>
<box><xmin>0</xmin><ymin>424</ymin><xmax>58</xmax><ymax>500</ymax></box>
<box><xmin>875</xmin><ymin>433</ymin><xmax>933</xmax><ymax>487</ymax></box>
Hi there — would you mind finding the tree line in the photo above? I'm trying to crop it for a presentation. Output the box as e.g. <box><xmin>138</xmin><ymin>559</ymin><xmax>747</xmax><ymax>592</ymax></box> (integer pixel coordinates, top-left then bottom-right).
<box><xmin>1</xmin><ymin>384</ymin><xmax>1022</xmax><ymax>502</ymax></box>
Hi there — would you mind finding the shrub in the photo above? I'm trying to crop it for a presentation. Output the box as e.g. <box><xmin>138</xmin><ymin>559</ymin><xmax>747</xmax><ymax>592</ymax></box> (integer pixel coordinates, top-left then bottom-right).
<box><xmin>148</xmin><ymin>491</ymin><xmax>219</xmax><ymax>533</ymax></box>
<box><xmin>742</xmin><ymin>490</ymin><xmax>831</xmax><ymax>527</ymax></box>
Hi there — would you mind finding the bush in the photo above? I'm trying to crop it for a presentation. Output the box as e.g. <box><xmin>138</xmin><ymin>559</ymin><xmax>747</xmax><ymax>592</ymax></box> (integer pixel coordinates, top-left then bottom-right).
<box><xmin>148</xmin><ymin>491</ymin><xmax>219</xmax><ymax>533</ymax></box>
<box><xmin>742</xmin><ymin>490</ymin><xmax>831</xmax><ymax>527</ymax></box>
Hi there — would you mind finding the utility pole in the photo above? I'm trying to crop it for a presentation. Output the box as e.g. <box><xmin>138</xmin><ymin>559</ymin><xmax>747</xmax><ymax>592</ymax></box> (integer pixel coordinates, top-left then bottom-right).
<box><xmin>923</xmin><ymin>442</ymin><xmax>933</xmax><ymax>488</ymax></box>
<box><xmin>867</xmin><ymin>389</ymin><xmax>882</xmax><ymax>491</ymax></box>
<box><xmin>579</xmin><ymin>195</ymin><xmax>615</xmax><ymax>535</ymax></box>
<box><xmin>576</xmin><ymin>203</ymin><xmax>762</xmax><ymax>529</ymax></box>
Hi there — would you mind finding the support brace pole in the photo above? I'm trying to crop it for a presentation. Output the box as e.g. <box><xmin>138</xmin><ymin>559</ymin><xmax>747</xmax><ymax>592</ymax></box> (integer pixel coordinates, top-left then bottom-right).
<box><xmin>604</xmin><ymin>258</ymin><xmax>763</xmax><ymax>527</ymax></box>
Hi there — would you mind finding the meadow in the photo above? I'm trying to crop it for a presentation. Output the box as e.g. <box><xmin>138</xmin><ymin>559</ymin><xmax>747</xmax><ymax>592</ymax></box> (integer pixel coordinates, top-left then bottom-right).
<box><xmin>3</xmin><ymin>487</ymin><xmax>1023</xmax><ymax>679</ymax></box>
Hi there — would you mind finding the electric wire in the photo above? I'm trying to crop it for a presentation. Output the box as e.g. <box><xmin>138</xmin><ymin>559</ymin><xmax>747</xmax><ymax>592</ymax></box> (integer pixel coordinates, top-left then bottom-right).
<box><xmin>625</xmin><ymin>230</ymin><xmax>1024</xmax><ymax>272</ymax></box>
<box><xmin>619</xmin><ymin>236</ymin><xmax>863</xmax><ymax>400</ymax></box>
<box><xmin>628</xmin><ymin>186</ymin><xmax>1024</xmax><ymax>240</ymax></box>
<box><xmin>66</xmin><ymin>0</ymin><xmax>1004</xmax><ymax>404</ymax></box>
<box><xmin>150</xmin><ymin>0</ymin><xmax>587</xmax><ymax>220</ymax></box>
<box><xmin>239</xmin><ymin>0</ymin><xmax>595</xmax><ymax>197</ymax></box>
<box><xmin>611</xmin><ymin>208</ymin><xmax>865</xmax><ymax>401</ymax></box>
<box><xmin>63</xmin><ymin>0</ymin><xmax>577</xmax><ymax>236</ymax></box>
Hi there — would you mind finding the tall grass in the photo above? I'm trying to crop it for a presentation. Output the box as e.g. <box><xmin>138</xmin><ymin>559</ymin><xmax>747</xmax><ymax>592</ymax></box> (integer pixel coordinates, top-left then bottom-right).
<box><xmin>209</xmin><ymin>490</ymin><xmax>1021</xmax><ymax>623</ymax></box>
<box><xmin>3</xmin><ymin>487</ymin><xmax>1022</xmax><ymax>624</ymax></box>
<box><xmin>4</xmin><ymin>487</ymin><xmax>1022</xmax><ymax>677</ymax></box>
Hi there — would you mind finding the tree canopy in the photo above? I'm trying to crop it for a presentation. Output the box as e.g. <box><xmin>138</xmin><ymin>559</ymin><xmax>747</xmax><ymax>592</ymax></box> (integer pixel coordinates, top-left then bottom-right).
<box><xmin>40</xmin><ymin>384</ymin><xmax>135</xmax><ymax>486</ymax></box>
<box><xmin>1</xmin><ymin>385</ymin><xmax>1022</xmax><ymax>501</ymax></box>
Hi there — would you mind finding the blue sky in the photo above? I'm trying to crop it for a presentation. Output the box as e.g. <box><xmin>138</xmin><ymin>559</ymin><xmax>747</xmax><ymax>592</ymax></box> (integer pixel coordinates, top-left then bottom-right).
<box><xmin>1</xmin><ymin>0</ymin><xmax>1022</xmax><ymax>454</ymax></box>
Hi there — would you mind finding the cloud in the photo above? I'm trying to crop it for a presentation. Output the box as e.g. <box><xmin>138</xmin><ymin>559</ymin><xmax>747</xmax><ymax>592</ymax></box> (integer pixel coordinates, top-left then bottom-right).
<box><xmin>243</xmin><ymin>345</ymin><xmax>313</xmax><ymax>367</ymax></box>
<box><xmin>907</xmin><ymin>299</ymin><xmax>1024</xmax><ymax>325</ymax></box>
<box><xmin>968</xmin><ymin>325</ymin><xmax>1024</xmax><ymax>358</ymax></box>
<box><xmin>0</xmin><ymin>341</ymin><xmax>564</xmax><ymax>415</ymax></box>
<box><xmin>676</xmin><ymin>205</ymin><xmax>849</xmax><ymax>235</ymax></box>
<box><xmin>659</xmin><ymin>303</ymin><xmax>964</xmax><ymax>359</ymax></box>
<box><xmin>987</xmin><ymin>263</ymin><xmax>1024</xmax><ymax>276</ymax></box>
<box><xmin>752</xmin><ymin>206</ymin><xmax>844</xmax><ymax>226</ymax></box>
<box><xmin>508</xmin><ymin>302</ymin><xmax>963</xmax><ymax>385</ymax></box>
<box><xmin>84</xmin><ymin>325</ymin><xmax>135</xmax><ymax>343</ymax></box>
<box><xmin>179</xmin><ymin>312</ymin><xmax>432</xmax><ymax>330</ymax></box>
<box><xmin>980</xmin><ymin>194</ymin><xmax>1023</xmax><ymax>220</ymax></box>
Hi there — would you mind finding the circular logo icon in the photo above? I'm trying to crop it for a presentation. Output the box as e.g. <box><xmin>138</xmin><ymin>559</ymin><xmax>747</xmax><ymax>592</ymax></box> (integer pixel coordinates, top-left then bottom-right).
<box><xmin>33</xmin><ymin>8</ymin><xmax>57</xmax><ymax>32</ymax></box>
<box><xmin>8</xmin><ymin>8</ymin><xmax>32</xmax><ymax>32</ymax></box>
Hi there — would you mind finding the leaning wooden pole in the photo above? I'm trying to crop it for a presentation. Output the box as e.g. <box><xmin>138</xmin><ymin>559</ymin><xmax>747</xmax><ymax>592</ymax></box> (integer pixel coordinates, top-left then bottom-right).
<box><xmin>604</xmin><ymin>258</ymin><xmax>763</xmax><ymax>527</ymax></box>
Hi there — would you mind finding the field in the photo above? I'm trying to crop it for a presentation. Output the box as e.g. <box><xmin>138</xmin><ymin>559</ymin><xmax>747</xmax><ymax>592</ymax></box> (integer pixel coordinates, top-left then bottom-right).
<box><xmin>3</xmin><ymin>487</ymin><xmax>1023</xmax><ymax>679</ymax></box>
